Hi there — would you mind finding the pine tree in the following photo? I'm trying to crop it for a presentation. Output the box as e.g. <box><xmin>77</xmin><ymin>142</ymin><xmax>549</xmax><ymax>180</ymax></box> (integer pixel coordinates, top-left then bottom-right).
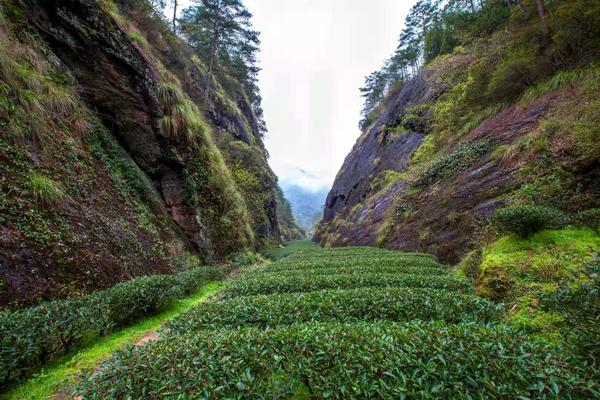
<box><xmin>359</xmin><ymin>70</ymin><xmax>388</xmax><ymax>129</ymax></box>
<box><xmin>180</xmin><ymin>0</ymin><xmax>260</xmax><ymax>79</ymax></box>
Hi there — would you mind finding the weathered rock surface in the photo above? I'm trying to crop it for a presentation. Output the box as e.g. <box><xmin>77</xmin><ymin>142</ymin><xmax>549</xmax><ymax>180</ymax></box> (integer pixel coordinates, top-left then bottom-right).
<box><xmin>316</xmin><ymin>59</ymin><xmax>597</xmax><ymax>264</ymax></box>
<box><xmin>0</xmin><ymin>0</ymin><xmax>300</xmax><ymax>306</ymax></box>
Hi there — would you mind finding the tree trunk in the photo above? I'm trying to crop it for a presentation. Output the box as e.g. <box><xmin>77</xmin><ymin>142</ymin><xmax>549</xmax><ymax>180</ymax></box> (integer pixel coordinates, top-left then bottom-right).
<box><xmin>469</xmin><ymin>0</ymin><xmax>476</xmax><ymax>13</ymax></box>
<box><xmin>535</xmin><ymin>0</ymin><xmax>549</xmax><ymax>38</ymax></box>
<box><xmin>204</xmin><ymin>38</ymin><xmax>217</xmax><ymax>105</ymax></box>
<box><xmin>172</xmin><ymin>0</ymin><xmax>177</xmax><ymax>32</ymax></box>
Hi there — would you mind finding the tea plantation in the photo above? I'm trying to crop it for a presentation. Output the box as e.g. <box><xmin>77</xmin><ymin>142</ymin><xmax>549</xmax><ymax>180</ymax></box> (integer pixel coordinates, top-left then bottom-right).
<box><xmin>76</xmin><ymin>245</ymin><xmax>596</xmax><ymax>399</ymax></box>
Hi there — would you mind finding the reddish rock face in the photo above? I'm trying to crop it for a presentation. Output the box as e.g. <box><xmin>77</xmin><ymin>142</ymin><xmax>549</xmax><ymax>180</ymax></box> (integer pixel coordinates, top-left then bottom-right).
<box><xmin>323</xmin><ymin>70</ymin><xmax>443</xmax><ymax>223</ymax></box>
<box><xmin>0</xmin><ymin>0</ymin><xmax>297</xmax><ymax>306</ymax></box>
<box><xmin>315</xmin><ymin>62</ymin><xmax>574</xmax><ymax>264</ymax></box>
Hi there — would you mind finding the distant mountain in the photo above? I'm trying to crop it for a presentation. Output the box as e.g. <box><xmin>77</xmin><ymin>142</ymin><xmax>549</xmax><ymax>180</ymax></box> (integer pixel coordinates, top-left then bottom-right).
<box><xmin>282</xmin><ymin>184</ymin><xmax>329</xmax><ymax>234</ymax></box>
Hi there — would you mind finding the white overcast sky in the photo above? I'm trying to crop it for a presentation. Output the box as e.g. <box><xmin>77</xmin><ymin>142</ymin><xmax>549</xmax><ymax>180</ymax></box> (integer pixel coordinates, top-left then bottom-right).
<box><xmin>172</xmin><ymin>1</ymin><xmax>412</xmax><ymax>191</ymax></box>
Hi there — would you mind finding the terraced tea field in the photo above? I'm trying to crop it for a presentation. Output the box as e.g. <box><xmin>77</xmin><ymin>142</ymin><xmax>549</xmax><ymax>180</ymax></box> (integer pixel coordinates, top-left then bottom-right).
<box><xmin>76</xmin><ymin>245</ymin><xmax>592</xmax><ymax>399</ymax></box>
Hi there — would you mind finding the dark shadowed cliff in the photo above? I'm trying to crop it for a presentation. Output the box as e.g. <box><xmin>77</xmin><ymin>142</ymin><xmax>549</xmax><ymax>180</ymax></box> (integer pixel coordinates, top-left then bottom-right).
<box><xmin>0</xmin><ymin>0</ymin><xmax>300</xmax><ymax>306</ymax></box>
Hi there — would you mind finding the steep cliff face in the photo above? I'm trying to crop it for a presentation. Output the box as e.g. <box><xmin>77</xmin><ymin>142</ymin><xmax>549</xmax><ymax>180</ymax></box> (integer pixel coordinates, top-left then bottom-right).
<box><xmin>0</xmin><ymin>0</ymin><xmax>300</xmax><ymax>306</ymax></box>
<box><xmin>316</xmin><ymin>51</ymin><xmax>600</xmax><ymax>264</ymax></box>
<box><xmin>322</xmin><ymin>68</ymin><xmax>444</xmax><ymax>223</ymax></box>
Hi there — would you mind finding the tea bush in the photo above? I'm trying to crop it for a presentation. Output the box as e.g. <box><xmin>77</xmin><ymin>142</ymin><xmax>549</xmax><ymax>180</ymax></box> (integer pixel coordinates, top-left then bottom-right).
<box><xmin>76</xmin><ymin>321</ymin><xmax>592</xmax><ymax>399</ymax></box>
<box><xmin>247</xmin><ymin>264</ymin><xmax>448</xmax><ymax>278</ymax></box>
<box><xmin>0</xmin><ymin>266</ymin><xmax>225</xmax><ymax>389</ymax></box>
<box><xmin>283</xmin><ymin>246</ymin><xmax>394</xmax><ymax>258</ymax></box>
<box><xmin>75</xmin><ymin>245</ymin><xmax>600</xmax><ymax>398</ymax></box>
<box><xmin>222</xmin><ymin>272</ymin><xmax>472</xmax><ymax>298</ymax></box>
<box><xmin>272</xmin><ymin>254</ymin><xmax>442</xmax><ymax>269</ymax></box>
<box><xmin>490</xmin><ymin>205</ymin><xmax>567</xmax><ymax>238</ymax></box>
<box><xmin>164</xmin><ymin>287</ymin><xmax>501</xmax><ymax>334</ymax></box>
<box><xmin>541</xmin><ymin>258</ymin><xmax>600</xmax><ymax>365</ymax></box>
<box><xmin>251</xmin><ymin>257</ymin><xmax>448</xmax><ymax>274</ymax></box>
<box><xmin>103</xmin><ymin>275</ymin><xmax>184</xmax><ymax>327</ymax></box>
<box><xmin>229</xmin><ymin>251</ymin><xmax>259</xmax><ymax>266</ymax></box>
<box><xmin>264</xmin><ymin>239</ymin><xmax>320</xmax><ymax>260</ymax></box>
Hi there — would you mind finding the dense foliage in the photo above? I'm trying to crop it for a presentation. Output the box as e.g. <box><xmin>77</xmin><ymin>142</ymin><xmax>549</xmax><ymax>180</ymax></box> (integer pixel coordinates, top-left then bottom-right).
<box><xmin>75</xmin><ymin>245</ymin><xmax>597</xmax><ymax>398</ymax></box>
<box><xmin>416</xmin><ymin>141</ymin><xmax>490</xmax><ymax>186</ymax></box>
<box><xmin>77</xmin><ymin>321</ymin><xmax>591</xmax><ymax>399</ymax></box>
<box><xmin>0</xmin><ymin>266</ymin><xmax>227</xmax><ymax>390</ymax></box>
<box><xmin>490</xmin><ymin>205</ymin><xmax>567</xmax><ymax>238</ymax></box>
<box><xmin>222</xmin><ymin>271</ymin><xmax>472</xmax><ymax>298</ymax></box>
<box><xmin>359</xmin><ymin>0</ymin><xmax>600</xmax><ymax>129</ymax></box>
<box><xmin>165</xmin><ymin>287</ymin><xmax>501</xmax><ymax>334</ymax></box>
<box><xmin>542</xmin><ymin>257</ymin><xmax>600</xmax><ymax>365</ymax></box>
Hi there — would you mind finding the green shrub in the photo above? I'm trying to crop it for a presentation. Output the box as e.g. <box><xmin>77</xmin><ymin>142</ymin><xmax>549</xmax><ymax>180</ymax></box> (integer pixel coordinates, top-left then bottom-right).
<box><xmin>490</xmin><ymin>205</ymin><xmax>567</xmax><ymax>238</ymax></box>
<box><xmin>248</xmin><ymin>264</ymin><xmax>448</xmax><ymax>278</ymax></box>
<box><xmin>222</xmin><ymin>272</ymin><xmax>472</xmax><ymax>298</ymax></box>
<box><xmin>0</xmin><ymin>266</ymin><xmax>225</xmax><ymax>390</ymax></box>
<box><xmin>457</xmin><ymin>249</ymin><xmax>483</xmax><ymax>282</ymax></box>
<box><xmin>0</xmin><ymin>294</ymin><xmax>106</xmax><ymax>390</ymax></box>
<box><xmin>486</xmin><ymin>50</ymin><xmax>552</xmax><ymax>101</ymax></box>
<box><xmin>416</xmin><ymin>141</ymin><xmax>490</xmax><ymax>186</ymax></box>
<box><xmin>230</xmin><ymin>251</ymin><xmax>258</xmax><ymax>266</ymax></box>
<box><xmin>174</xmin><ymin>266</ymin><xmax>228</xmax><ymax>294</ymax></box>
<box><xmin>164</xmin><ymin>287</ymin><xmax>501</xmax><ymax>334</ymax></box>
<box><xmin>265</xmin><ymin>255</ymin><xmax>444</xmax><ymax>273</ymax></box>
<box><xmin>76</xmin><ymin>321</ymin><xmax>592</xmax><ymax>399</ymax></box>
<box><xmin>104</xmin><ymin>275</ymin><xmax>184</xmax><ymax>327</ymax></box>
<box><xmin>550</xmin><ymin>0</ymin><xmax>600</xmax><ymax>63</ymax></box>
<box><xmin>572</xmin><ymin>208</ymin><xmax>600</xmax><ymax>234</ymax></box>
<box><xmin>264</xmin><ymin>239</ymin><xmax>320</xmax><ymax>260</ymax></box>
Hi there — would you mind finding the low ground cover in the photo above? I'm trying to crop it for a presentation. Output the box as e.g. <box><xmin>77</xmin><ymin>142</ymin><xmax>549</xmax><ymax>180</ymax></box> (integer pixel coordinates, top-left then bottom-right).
<box><xmin>0</xmin><ymin>266</ymin><xmax>228</xmax><ymax>390</ymax></box>
<box><xmin>164</xmin><ymin>286</ymin><xmax>500</xmax><ymax>333</ymax></box>
<box><xmin>221</xmin><ymin>272</ymin><xmax>472</xmax><ymax>298</ymax></box>
<box><xmin>74</xmin><ymin>244</ymin><xmax>598</xmax><ymax>399</ymax></box>
<box><xmin>2</xmin><ymin>283</ymin><xmax>221</xmax><ymax>400</ymax></box>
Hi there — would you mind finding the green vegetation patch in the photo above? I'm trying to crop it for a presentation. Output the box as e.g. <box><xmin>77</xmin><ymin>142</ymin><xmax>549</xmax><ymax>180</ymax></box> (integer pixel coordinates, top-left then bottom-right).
<box><xmin>247</xmin><ymin>264</ymin><xmax>448</xmax><ymax>278</ymax></box>
<box><xmin>490</xmin><ymin>205</ymin><xmax>567</xmax><ymax>238</ymax></box>
<box><xmin>264</xmin><ymin>240</ymin><xmax>320</xmax><ymax>260</ymax></box>
<box><xmin>2</xmin><ymin>283</ymin><xmax>221</xmax><ymax>400</ymax></box>
<box><xmin>416</xmin><ymin>141</ymin><xmax>491</xmax><ymax>186</ymax></box>
<box><xmin>76</xmin><ymin>321</ymin><xmax>593</xmax><ymax>399</ymax></box>
<box><xmin>267</xmin><ymin>254</ymin><xmax>443</xmax><ymax>272</ymax></box>
<box><xmin>28</xmin><ymin>174</ymin><xmax>66</xmax><ymax>209</ymax></box>
<box><xmin>223</xmin><ymin>272</ymin><xmax>472</xmax><ymax>298</ymax></box>
<box><xmin>0</xmin><ymin>266</ymin><xmax>228</xmax><ymax>390</ymax></box>
<box><xmin>541</xmin><ymin>259</ymin><xmax>600</xmax><ymax>365</ymax></box>
<box><xmin>480</xmin><ymin>229</ymin><xmax>600</xmax><ymax>291</ymax></box>
<box><xmin>164</xmin><ymin>287</ymin><xmax>500</xmax><ymax>334</ymax></box>
<box><xmin>473</xmin><ymin>228</ymin><xmax>600</xmax><ymax>344</ymax></box>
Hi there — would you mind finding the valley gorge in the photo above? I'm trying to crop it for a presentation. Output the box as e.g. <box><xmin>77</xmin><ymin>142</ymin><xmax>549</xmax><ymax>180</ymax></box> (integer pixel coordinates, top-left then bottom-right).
<box><xmin>1</xmin><ymin>0</ymin><xmax>600</xmax><ymax>398</ymax></box>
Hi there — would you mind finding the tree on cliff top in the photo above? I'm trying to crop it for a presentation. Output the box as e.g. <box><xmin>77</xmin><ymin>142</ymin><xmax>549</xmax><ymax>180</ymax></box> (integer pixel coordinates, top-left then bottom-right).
<box><xmin>179</xmin><ymin>0</ymin><xmax>259</xmax><ymax>84</ymax></box>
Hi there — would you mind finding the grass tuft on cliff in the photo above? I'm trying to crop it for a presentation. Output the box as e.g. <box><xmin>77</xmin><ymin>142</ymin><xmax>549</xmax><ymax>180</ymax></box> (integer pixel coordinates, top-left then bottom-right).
<box><xmin>28</xmin><ymin>174</ymin><xmax>66</xmax><ymax>209</ymax></box>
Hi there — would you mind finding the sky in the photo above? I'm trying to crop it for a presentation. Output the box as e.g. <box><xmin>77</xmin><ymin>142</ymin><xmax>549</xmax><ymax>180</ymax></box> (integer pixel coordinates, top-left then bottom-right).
<box><xmin>173</xmin><ymin>0</ymin><xmax>411</xmax><ymax>191</ymax></box>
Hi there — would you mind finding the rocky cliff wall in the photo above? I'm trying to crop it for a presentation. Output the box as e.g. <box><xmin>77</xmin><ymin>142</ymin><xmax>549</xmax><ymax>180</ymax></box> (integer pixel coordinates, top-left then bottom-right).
<box><xmin>0</xmin><ymin>0</ymin><xmax>300</xmax><ymax>306</ymax></box>
<box><xmin>316</xmin><ymin>52</ymin><xmax>600</xmax><ymax>264</ymax></box>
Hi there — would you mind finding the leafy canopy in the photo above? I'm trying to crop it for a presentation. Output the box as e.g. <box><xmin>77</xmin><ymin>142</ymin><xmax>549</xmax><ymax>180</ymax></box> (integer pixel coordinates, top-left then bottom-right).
<box><xmin>179</xmin><ymin>0</ymin><xmax>260</xmax><ymax>88</ymax></box>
